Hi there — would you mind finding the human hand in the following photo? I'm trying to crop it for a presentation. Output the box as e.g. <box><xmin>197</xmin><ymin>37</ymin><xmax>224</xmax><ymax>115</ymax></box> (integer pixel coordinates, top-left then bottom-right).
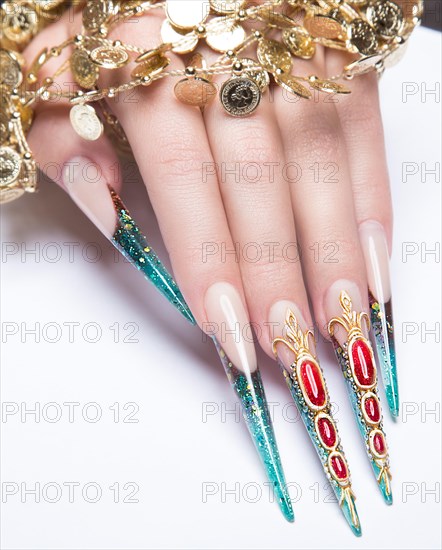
<box><xmin>10</xmin><ymin>0</ymin><xmax>411</xmax><ymax>530</ymax></box>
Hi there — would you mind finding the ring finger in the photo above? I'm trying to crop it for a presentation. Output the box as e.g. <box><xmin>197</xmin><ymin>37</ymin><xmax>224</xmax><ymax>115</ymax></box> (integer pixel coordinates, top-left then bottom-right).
<box><xmin>274</xmin><ymin>62</ymin><xmax>368</xmax><ymax>342</ymax></box>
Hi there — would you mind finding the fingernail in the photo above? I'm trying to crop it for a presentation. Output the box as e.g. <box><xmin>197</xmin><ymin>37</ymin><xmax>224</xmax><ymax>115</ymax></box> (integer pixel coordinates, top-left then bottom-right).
<box><xmin>359</xmin><ymin>221</ymin><xmax>399</xmax><ymax>417</ymax></box>
<box><xmin>63</xmin><ymin>156</ymin><xmax>195</xmax><ymax>324</ymax></box>
<box><xmin>328</xmin><ymin>290</ymin><xmax>393</xmax><ymax>504</ymax></box>
<box><xmin>272</xmin><ymin>307</ymin><xmax>361</xmax><ymax>536</ymax></box>
<box><xmin>205</xmin><ymin>283</ymin><xmax>294</xmax><ymax>522</ymax></box>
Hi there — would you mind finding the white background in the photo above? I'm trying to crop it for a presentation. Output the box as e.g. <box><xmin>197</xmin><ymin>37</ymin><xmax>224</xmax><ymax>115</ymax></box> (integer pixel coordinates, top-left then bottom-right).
<box><xmin>1</xmin><ymin>26</ymin><xmax>441</xmax><ymax>550</ymax></box>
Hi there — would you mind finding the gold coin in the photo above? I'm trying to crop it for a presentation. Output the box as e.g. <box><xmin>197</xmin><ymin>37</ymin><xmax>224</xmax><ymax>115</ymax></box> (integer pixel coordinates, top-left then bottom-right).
<box><xmin>275</xmin><ymin>73</ymin><xmax>312</xmax><ymax>99</ymax></box>
<box><xmin>205</xmin><ymin>17</ymin><xmax>246</xmax><ymax>53</ymax></box>
<box><xmin>0</xmin><ymin>146</ymin><xmax>22</xmax><ymax>187</ymax></box>
<box><xmin>257</xmin><ymin>39</ymin><xmax>292</xmax><ymax>73</ymax></box>
<box><xmin>220</xmin><ymin>77</ymin><xmax>261</xmax><ymax>117</ymax></box>
<box><xmin>174</xmin><ymin>78</ymin><xmax>217</xmax><ymax>107</ymax></box>
<box><xmin>239</xmin><ymin>58</ymin><xmax>270</xmax><ymax>92</ymax></box>
<box><xmin>70</xmin><ymin>104</ymin><xmax>103</xmax><ymax>141</ymax></box>
<box><xmin>135</xmin><ymin>46</ymin><xmax>169</xmax><ymax>64</ymax></box>
<box><xmin>303</xmin><ymin>13</ymin><xmax>346</xmax><ymax>40</ymax></box>
<box><xmin>70</xmin><ymin>48</ymin><xmax>99</xmax><ymax>89</ymax></box>
<box><xmin>82</xmin><ymin>0</ymin><xmax>114</xmax><ymax>31</ymax></box>
<box><xmin>338</xmin><ymin>3</ymin><xmax>360</xmax><ymax>21</ymax></box>
<box><xmin>366</xmin><ymin>0</ymin><xmax>404</xmax><ymax>39</ymax></box>
<box><xmin>209</xmin><ymin>0</ymin><xmax>246</xmax><ymax>14</ymax></box>
<box><xmin>161</xmin><ymin>20</ymin><xmax>199</xmax><ymax>54</ymax></box>
<box><xmin>165</xmin><ymin>0</ymin><xmax>210</xmax><ymax>30</ymax></box>
<box><xmin>131</xmin><ymin>54</ymin><xmax>170</xmax><ymax>80</ymax></box>
<box><xmin>2</xmin><ymin>1</ymin><xmax>38</xmax><ymax>45</ymax></box>
<box><xmin>0</xmin><ymin>49</ymin><xmax>23</xmax><ymax>89</ymax></box>
<box><xmin>394</xmin><ymin>0</ymin><xmax>423</xmax><ymax>22</ymax></box>
<box><xmin>90</xmin><ymin>46</ymin><xmax>130</xmax><ymax>69</ymax></box>
<box><xmin>348</xmin><ymin>19</ymin><xmax>379</xmax><ymax>55</ymax></box>
<box><xmin>309</xmin><ymin>79</ymin><xmax>351</xmax><ymax>94</ymax></box>
<box><xmin>344</xmin><ymin>53</ymin><xmax>384</xmax><ymax>76</ymax></box>
<box><xmin>0</xmin><ymin>186</ymin><xmax>25</xmax><ymax>204</ymax></box>
<box><xmin>282</xmin><ymin>27</ymin><xmax>316</xmax><ymax>59</ymax></box>
<box><xmin>34</xmin><ymin>0</ymin><xmax>66</xmax><ymax>11</ymax></box>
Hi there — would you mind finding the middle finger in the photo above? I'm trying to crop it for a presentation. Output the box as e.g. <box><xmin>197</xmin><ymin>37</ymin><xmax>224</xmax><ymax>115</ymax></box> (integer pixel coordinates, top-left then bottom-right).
<box><xmin>204</xmin><ymin>72</ymin><xmax>311</xmax><ymax>354</ymax></box>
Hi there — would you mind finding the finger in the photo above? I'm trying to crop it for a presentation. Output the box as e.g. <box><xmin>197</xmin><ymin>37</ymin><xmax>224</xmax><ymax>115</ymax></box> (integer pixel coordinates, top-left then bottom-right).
<box><xmin>98</xmin><ymin>17</ymin><xmax>296</xmax><ymax>520</ymax></box>
<box><xmin>101</xmin><ymin>14</ymin><xmax>248</xmax><ymax>327</ymax></box>
<box><xmin>22</xmin><ymin>10</ymin><xmax>194</xmax><ymax>316</ymax></box>
<box><xmin>22</xmin><ymin>10</ymin><xmax>124</xmax><ymax>239</ymax></box>
<box><xmin>327</xmin><ymin>51</ymin><xmax>399</xmax><ymax>416</ymax></box>
<box><xmin>275</xmin><ymin>69</ymin><xmax>368</xmax><ymax>343</ymax></box>
<box><xmin>275</xmin><ymin>61</ymin><xmax>394</xmax><ymax>504</ymax></box>
<box><xmin>327</xmin><ymin>53</ymin><xmax>393</xmax><ymax>241</ymax></box>
<box><xmin>28</xmin><ymin>107</ymin><xmax>125</xmax><ymax>246</ymax></box>
<box><xmin>203</xmin><ymin>75</ymin><xmax>312</xmax><ymax>357</ymax></box>
<box><xmin>29</xmin><ymin>105</ymin><xmax>200</xmax><ymax>323</ymax></box>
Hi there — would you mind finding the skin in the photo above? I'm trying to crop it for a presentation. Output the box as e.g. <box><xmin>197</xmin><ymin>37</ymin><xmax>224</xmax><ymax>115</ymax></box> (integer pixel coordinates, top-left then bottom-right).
<box><xmin>24</xmin><ymin>5</ymin><xmax>393</xmax><ymax>354</ymax></box>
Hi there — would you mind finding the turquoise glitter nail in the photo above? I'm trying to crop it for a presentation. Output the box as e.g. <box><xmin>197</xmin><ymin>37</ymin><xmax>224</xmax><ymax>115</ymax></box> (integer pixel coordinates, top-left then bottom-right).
<box><xmin>273</xmin><ymin>311</ymin><xmax>362</xmax><ymax>536</ymax></box>
<box><xmin>329</xmin><ymin>291</ymin><xmax>393</xmax><ymax>505</ymax></box>
<box><xmin>109</xmin><ymin>187</ymin><xmax>195</xmax><ymax>324</ymax></box>
<box><xmin>369</xmin><ymin>292</ymin><xmax>399</xmax><ymax>418</ymax></box>
<box><xmin>213</xmin><ymin>337</ymin><xmax>294</xmax><ymax>523</ymax></box>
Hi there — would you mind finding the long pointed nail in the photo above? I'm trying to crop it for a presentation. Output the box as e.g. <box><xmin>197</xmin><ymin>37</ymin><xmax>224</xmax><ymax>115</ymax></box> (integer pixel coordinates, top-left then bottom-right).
<box><xmin>63</xmin><ymin>157</ymin><xmax>195</xmax><ymax>324</ymax></box>
<box><xmin>270</xmin><ymin>301</ymin><xmax>361</xmax><ymax>536</ymax></box>
<box><xmin>360</xmin><ymin>221</ymin><xmax>399</xmax><ymax>417</ymax></box>
<box><xmin>327</xmin><ymin>285</ymin><xmax>393</xmax><ymax>504</ymax></box>
<box><xmin>205</xmin><ymin>283</ymin><xmax>294</xmax><ymax>522</ymax></box>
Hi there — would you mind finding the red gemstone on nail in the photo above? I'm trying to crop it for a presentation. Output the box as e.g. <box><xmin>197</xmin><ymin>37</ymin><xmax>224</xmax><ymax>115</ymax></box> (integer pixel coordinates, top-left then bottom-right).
<box><xmin>372</xmin><ymin>431</ymin><xmax>387</xmax><ymax>456</ymax></box>
<box><xmin>330</xmin><ymin>453</ymin><xmax>348</xmax><ymax>480</ymax></box>
<box><xmin>364</xmin><ymin>394</ymin><xmax>381</xmax><ymax>424</ymax></box>
<box><xmin>317</xmin><ymin>416</ymin><xmax>337</xmax><ymax>448</ymax></box>
<box><xmin>351</xmin><ymin>339</ymin><xmax>376</xmax><ymax>387</ymax></box>
<box><xmin>299</xmin><ymin>359</ymin><xmax>326</xmax><ymax>408</ymax></box>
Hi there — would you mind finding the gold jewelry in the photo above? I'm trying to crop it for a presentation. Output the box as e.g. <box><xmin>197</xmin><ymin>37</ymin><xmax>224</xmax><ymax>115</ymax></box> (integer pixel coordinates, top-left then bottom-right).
<box><xmin>0</xmin><ymin>0</ymin><xmax>73</xmax><ymax>52</ymax></box>
<box><xmin>0</xmin><ymin>0</ymin><xmax>423</xmax><ymax>203</ymax></box>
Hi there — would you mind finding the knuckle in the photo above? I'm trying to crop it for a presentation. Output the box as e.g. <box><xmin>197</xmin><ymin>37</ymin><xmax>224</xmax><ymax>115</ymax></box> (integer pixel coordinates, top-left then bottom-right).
<box><xmin>311</xmin><ymin>231</ymin><xmax>361</xmax><ymax>266</ymax></box>
<box><xmin>241</xmin><ymin>241</ymin><xmax>295</xmax><ymax>274</ymax></box>
<box><xmin>154</xmin><ymin>132</ymin><xmax>206</xmax><ymax>182</ymax></box>
<box><xmin>341</xmin><ymin>101</ymin><xmax>382</xmax><ymax>136</ymax></box>
<box><xmin>228</xmin><ymin>125</ymin><xmax>280</xmax><ymax>166</ymax></box>
<box><xmin>338</xmin><ymin>78</ymin><xmax>382</xmax><ymax>134</ymax></box>
<box><xmin>297</xmin><ymin>118</ymin><xmax>342</xmax><ymax>161</ymax></box>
